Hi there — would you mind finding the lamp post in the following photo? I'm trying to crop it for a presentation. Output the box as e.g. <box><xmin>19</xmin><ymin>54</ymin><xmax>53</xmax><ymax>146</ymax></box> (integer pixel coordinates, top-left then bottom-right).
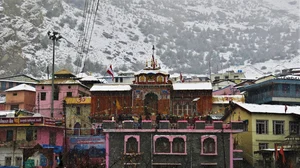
<box><xmin>47</xmin><ymin>31</ymin><xmax>63</xmax><ymax>118</ymax></box>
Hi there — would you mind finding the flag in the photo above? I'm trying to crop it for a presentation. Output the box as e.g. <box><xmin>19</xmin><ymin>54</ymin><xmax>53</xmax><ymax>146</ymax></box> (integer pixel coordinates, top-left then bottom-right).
<box><xmin>116</xmin><ymin>99</ymin><xmax>122</xmax><ymax>110</ymax></box>
<box><xmin>275</xmin><ymin>144</ymin><xmax>279</xmax><ymax>161</ymax></box>
<box><xmin>106</xmin><ymin>65</ymin><xmax>114</xmax><ymax>80</ymax></box>
<box><xmin>285</xmin><ymin>105</ymin><xmax>287</xmax><ymax>113</ymax></box>
<box><xmin>180</xmin><ymin>72</ymin><xmax>184</xmax><ymax>83</ymax></box>
<box><xmin>152</xmin><ymin>54</ymin><xmax>155</xmax><ymax>69</ymax></box>
<box><xmin>279</xmin><ymin>146</ymin><xmax>286</xmax><ymax>164</ymax></box>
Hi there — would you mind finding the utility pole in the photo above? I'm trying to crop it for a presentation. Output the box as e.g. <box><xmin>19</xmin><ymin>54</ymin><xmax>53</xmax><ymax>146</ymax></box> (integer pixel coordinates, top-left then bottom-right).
<box><xmin>47</xmin><ymin>31</ymin><xmax>62</xmax><ymax>118</ymax></box>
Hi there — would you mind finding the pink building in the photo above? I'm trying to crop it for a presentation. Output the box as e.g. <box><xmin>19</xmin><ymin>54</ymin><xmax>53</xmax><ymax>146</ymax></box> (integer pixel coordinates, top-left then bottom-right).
<box><xmin>0</xmin><ymin>113</ymin><xmax>64</xmax><ymax>168</ymax></box>
<box><xmin>35</xmin><ymin>69</ymin><xmax>90</xmax><ymax>119</ymax></box>
<box><xmin>213</xmin><ymin>84</ymin><xmax>241</xmax><ymax>95</ymax></box>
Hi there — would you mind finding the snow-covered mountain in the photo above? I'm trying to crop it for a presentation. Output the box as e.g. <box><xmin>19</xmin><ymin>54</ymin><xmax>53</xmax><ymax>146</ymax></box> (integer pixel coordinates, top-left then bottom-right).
<box><xmin>0</xmin><ymin>0</ymin><xmax>299</xmax><ymax>78</ymax></box>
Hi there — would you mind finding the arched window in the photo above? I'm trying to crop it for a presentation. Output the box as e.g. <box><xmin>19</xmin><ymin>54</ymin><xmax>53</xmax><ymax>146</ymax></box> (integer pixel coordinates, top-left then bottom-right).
<box><xmin>201</xmin><ymin>135</ymin><xmax>217</xmax><ymax>155</ymax></box>
<box><xmin>155</xmin><ymin>137</ymin><xmax>170</xmax><ymax>153</ymax></box>
<box><xmin>124</xmin><ymin>135</ymin><xmax>140</xmax><ymax>154</ymax></box>
<box><xmin>74</xmin><ymin>122</ymin><xmax>81</xmax><ymax>135</ymax></box>
<box><xmin>172</xmin><ymin>138</ymin><xmax>185</xmax><ymax>153</ymax></box>
<box><xmin>203</xmin><ymin>138</ymin><xmax>215</xmax><ymax>153</ymax></box>
<box><xmin>126</xmin><ymin>137</ymin><xmax>138</xmax><ymax>153</ymax></box>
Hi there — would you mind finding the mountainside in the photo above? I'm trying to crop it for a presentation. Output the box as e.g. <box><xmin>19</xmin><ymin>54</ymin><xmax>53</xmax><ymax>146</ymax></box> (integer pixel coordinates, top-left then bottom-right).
<box><xmin>0</xmin><ymin>0</ymin><xmax>299</xmax><ymax>78</ymax></box>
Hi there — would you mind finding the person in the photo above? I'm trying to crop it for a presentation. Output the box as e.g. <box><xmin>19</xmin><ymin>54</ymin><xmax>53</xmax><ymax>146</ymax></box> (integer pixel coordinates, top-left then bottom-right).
<box><xmin>156</xmin><ymin>113</ymin><xmax>161</xmax><ymax>128</ymax></box>
<box><xmin>138</xmin><ymin>115</ymin><xmax>142</xmax><ymax>129</ymax></box>
<box><xmin>96</xmin><ymin>125</ymin><xmax>102</xmax><ymax>135</ymax></box>
<box><xmin>145</xmin><ymin>113</ymin><xmax>151</xmax><ymax>120</ymax></box>
<box><xmin>132</xmin><ymin>115</ymin><xmax>139</xmax><ymax>128</ymax></box>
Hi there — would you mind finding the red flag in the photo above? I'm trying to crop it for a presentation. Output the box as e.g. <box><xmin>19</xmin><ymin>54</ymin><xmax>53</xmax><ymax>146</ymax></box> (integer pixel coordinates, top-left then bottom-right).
<box><xmin>152</xmin><ymin>55</ymin><xmax>155</xmax><ymax>69</ymax></box>
<box><xmin>180</xmin><ymin>72</ymin><xmax>184</xmax><ymax>83</ymax></box>
<box><xmin>275</xmin><ymin>144</ymin><xmax>279</xmax><ymax>160</ymax></box>
<box><xmin>279</xmin><ymin>146</ymin><xmax>286</xmax><ymax>164</ymax></box>
<box><xmin>285</xmin><ymin>105</ymin><xmax>287</xmax><ymax>113</ymax></box>
<box><xmin>106</xmin><ymin>65</ymin><xmax>114</xmax><ymax>80</ymax></box>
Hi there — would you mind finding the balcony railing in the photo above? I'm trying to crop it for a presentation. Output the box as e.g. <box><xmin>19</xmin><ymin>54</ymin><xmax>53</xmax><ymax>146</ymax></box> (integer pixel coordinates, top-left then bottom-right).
<box><xmin>0</xmin><ymin>140</ymin><xmax>37</xmax><ymax>148</ymax></box>
<box><xmin>102</xmin><ymin>120</ymin><xmax>244</xmax><ymax>131</ymax></box>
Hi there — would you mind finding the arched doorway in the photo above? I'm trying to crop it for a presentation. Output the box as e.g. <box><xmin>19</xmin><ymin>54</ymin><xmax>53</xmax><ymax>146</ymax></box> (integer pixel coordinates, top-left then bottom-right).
<box><xmin>144</xmin><ymin>92</ymin><xmax>158</xmax><ymax>115</ymax></box>
<box><xmin>74</xmin><ymin>122</ymin><xmax>81</xmax><ymax>135</ymax></box>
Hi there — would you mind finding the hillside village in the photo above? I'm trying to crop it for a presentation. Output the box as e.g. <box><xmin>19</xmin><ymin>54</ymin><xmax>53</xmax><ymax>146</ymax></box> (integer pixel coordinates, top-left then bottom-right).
<box><xmin>0</xmin><ymin>58</ymin><xmax>299</xmax><ymax>168</ymax></box>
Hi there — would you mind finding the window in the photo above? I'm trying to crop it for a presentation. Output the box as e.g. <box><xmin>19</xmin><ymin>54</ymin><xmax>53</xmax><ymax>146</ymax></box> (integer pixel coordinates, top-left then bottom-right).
<box><xmin>26</xmin><ymin>129</ymin><xmax>36</xmax><ymax>141</ymax></box>
<box><xmin>273</xmin><ymin>120</ymin><xmax>284</xmax><ymax>135</ymax></box>
<box><xmin>234</xmin><ymin>76</ymin><xmax>239</xmax><ymax>79</ymax></box>
<box><xmin>13</xmin><ymin>92</ymin><xmax>17</xmax><ymax>96</ymax></box>
<box><xmin>153</xmin><ymin>135</ymin><xmax>186</xmax><ymax>154</ymax></box>
<box><xmin>76</xmin><ymin>106</ymin><xmax>80</xmax><ymax>115</ymax></box>
<box><xmin>54</xmin><ymin>91</ymin><xmax>59</xmax><ymax>100</ymax></box>
<box><xmin>41</xmin><ymin>92</ymin><xmax>46</xmax><ymax>100</ymax></box>
<box><xmin>49</xmin><ymin>132</ymin><xmax>56</xmax><ymax>146</ymax></box>
<box><xmin>67</xmin><ymin>92</ymin><xmax>72</xmax><ymax>97</ymax></box>
<box><xmin>282</xmin><ymin>84</ymin><xmax>290</xmax><ymax>93</ymax></box>
<box><xmin>1</xmin><ymin>81</ymin><xmax>6</xmax><ymax>90</ymax></box>
<box><xmin>120</xmin><ymin>77</ymin><xmax>123</xmax><ymax>83</ymax></box>
<box><xmin>259</xmin><ymin>143</ymin><xmax>268</xmax><ymax>150</ymax></box>
<box><xmin>9</xmin><ymin>82</ymin><xmax>14</xmax><ymax>88</ymax></box>
<box><xmin>225</xmin><ymin>76</ymin><xmax>229</xmax><ymax>79</ymax></box>
<box><xmin>201</xmin><ymin>135</ymin><xmax>217</xmax><ymax>155</ymax></box>
<box><xmin>155</xmin><ymin>137</ymin><xmax>170</xmax><ymax>153</ymax></box>
<box><xmin>296</xmin><ymin>85</ymin><xmax>300</xmax><ymax>93</ymax></box>
<box><xmin>124</xmin><ymin>135</ymin><xmax>140</xmax><ymax>154</ymax></box>
<box><xmin>243</xmin><ymin>120</ymin><xmax>249</xmax><ymax>131</ymax></box>
<box><xmin>5</xmin><ymin>157</ymin><xmax>11</xmax><ymax>166</ymax></box>
<box><xmin>256</xmin><ymin>120</ymin><xmax>268</xmax><ymax>134</ymax></box>
<box><xmin>126</xmin><ymin>137</ymin><xmax>138</xmax><ymax>153</ymax></box>
<box><xmin>10</xmin><ymin>105</ymin><xmax>19</xmax><ymax>110</ymax></box>
<box><xmin>172</xmin><ymin>138</ymin><xmax>185</xmax><ymax>153</ymax></box>
<box><xmin>289</xmin><ymin>121</ymin><xmax>299</xmax><ymax>134</ymax></box>
<box><xmin>115</xmin><ymin>77</ymin><xmax>119</xmax><ymax>82</ymax></box>
<box><xmin>6</xmin><ymin>130</ymin><xmax>13</xmax><ymax>142</ymax></box>
<box><xmin>16</xmin><ymin>157</ymin><xmax>22</xmax><ymax>167</ymax></box>
<box><xmin>215</xmin><ymin>76</ymin><xmax>220</xmax><ymax>80</ymax></box>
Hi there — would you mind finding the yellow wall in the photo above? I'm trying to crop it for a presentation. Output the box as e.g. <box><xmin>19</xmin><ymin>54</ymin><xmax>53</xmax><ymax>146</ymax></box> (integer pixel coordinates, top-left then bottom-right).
<box><xmin>66</xmin><ymin>104</ymin><xmax>92</xmax><ymax>135</ymax></box>
<box><xmin>225</xmin><ymin>107</ymin><xmax>297</xmax><ymax>166</ymax></box>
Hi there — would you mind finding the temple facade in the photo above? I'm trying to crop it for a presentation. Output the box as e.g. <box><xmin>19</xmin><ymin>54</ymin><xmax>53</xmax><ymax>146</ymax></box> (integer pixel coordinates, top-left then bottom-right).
<box><xmin>90</xmin><ymin>56</ymin><xmax>212</xmax><ymax>120</ymax></box>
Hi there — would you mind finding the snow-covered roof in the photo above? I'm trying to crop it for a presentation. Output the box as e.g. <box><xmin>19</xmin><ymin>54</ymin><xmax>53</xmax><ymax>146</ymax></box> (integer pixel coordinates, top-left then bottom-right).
<box><xmin>5</xmin><ymin>84</ymin><xmax>36</xmax><ymax>92</ymax></box>
<box><xmin>0</xmin><ymin>110</ymin><xmax>15</xmax><ymax>116</ymax></box>
<box><xmin>235</xmin><ymin>102</ymin><xmax>300</xmax><ymax>115</ymax></box>
<box><xmin>76</xmin><ymin>72</ymin><xmax>88</xmax><ymax>78</ymax></box>
<box><xmin>276</xmin><ymin>75</ymin><xmax>300</xmax><ymax>80</ymax></box>
<box><xmin>90</xmin><ymin>84</ymin><xmax>131</xmax><ymax>91</ymax></box>
<box><xmin>135</xmin><ymin>69</ymin><xmax>169</xmax><ymax>75</ymax></box>
<box><xmin>80</xmin><ymin>76</ymin><xmax>99</xmax><ymax>81</ymax></box>
<box><xmin>173</xmin><ymin>83</ymin><xmax>212</xmax><ymax>90</ymax></box>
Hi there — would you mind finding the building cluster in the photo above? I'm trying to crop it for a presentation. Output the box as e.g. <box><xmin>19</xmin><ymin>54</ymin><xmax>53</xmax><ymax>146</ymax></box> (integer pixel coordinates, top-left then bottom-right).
<box><xmin>0</xmin><ymin>60</ymin><xmax>299</xmax><ymax>168</ymax></box>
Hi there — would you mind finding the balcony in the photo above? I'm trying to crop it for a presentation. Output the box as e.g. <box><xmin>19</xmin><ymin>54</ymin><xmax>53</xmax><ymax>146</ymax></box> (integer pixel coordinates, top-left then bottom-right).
<box><xmin>0</xmin><ymin>140</ymin><xmax>37</xmax><ymax>148</ymax></box>
<box><xmin>102</xmin><ymin>120</ymin><xmax>244</xmax><ymax>132</ymax></box>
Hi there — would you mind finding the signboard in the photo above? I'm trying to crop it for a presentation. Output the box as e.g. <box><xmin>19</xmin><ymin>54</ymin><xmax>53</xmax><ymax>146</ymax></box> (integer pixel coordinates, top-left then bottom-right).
<box><xmin>44</xmin><ymin>118</ymin><xmax>55</xmax><ymax>125</ymax></box>
<box><xmin>69</xmin><ymin>135</ymin><xmax>106</xmax><ymax>162</ymax></box>
<box><xmin>0</xmin><ymin>117</ymin><xmax>55</xmax><ymax>126</ymax></box>
<box><xmin>19</xmin><ymin>117</ymin><xmax>43</xmax><ymax>124</ymax></box>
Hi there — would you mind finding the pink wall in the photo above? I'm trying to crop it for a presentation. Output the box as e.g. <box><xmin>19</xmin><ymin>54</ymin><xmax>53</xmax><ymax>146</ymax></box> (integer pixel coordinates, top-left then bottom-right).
<box><xmin>37</xmin><ymin>127</ymin><xmax>64</xmax><ymax>146</ymax></box>
<box><xmin>35</xmin><ymin>84</ymin><xmax>90</xmax><ymax>118</ymax></box>
<box><xmin>213</xmin><ymin>85</ymin><xmax>240</xmax><ymax>95</ymax></box>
